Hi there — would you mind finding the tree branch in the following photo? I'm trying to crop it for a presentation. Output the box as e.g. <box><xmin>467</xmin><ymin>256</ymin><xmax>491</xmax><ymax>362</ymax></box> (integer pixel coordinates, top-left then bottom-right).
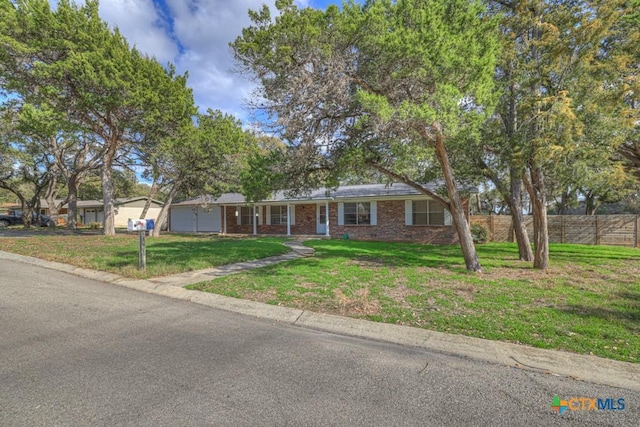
<box><xmin>365</xmin><ymin>159</ymin><xmax>450</xmax><ymax>208</ymax></box>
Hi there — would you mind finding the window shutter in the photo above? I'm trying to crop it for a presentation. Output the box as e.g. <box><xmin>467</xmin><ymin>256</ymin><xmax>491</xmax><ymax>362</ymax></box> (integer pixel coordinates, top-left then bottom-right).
<box><xmin>266</xmin><ymin>206</ymin><xmax>271</xmax><ymax>225</ymax></box>
<box><xmin>236</xmin><ymin>206</ymin><xmax>241</xmax><ymax>225</ymax></box>
<box><xmin>258</xmin><ymin>206</ymin><xmax>263</xmax><ymax>225</ymax></box>
<box><xmin>290</xmin><ymin>205</ymin><xmax>296</xmax><ymax>225</ymax></box>
<box><xmin>444</xmin><ymin>208</ymin><xmax>453</xmax><ymax>226</ymax></box>
<box><xmin>405</xmin><ymin>200</ymin><xmax>413</xmax><ymax>226</ymax></box>
<box><xmin>338</xmin><ymin>203</ymin><xmax>344</xmax><ymax>226</ymax></box>
<box><xmin>370</xmin><ymin>201</ymin><xmax>377</xmax><ymax>226</ymax></box>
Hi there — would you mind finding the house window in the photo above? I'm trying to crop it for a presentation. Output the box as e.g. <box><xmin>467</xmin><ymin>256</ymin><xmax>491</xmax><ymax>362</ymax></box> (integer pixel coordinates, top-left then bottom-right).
<box><xmin>270</xmin><ymin>205</ymin><xmax>288</xmax><ymax>225</ymax></box>
<box><xmin>344</xmin><ymin>202</ymin><xmax>370</xmax><ymax>225</ymax></box>
<box><xmin>412</xmin><ymin>200</ymin><xmax>446</xmax><ymax>225</ymax></box>
<box><xmin>240</xmin><ymin>206</ymin><xmax>254</xmax><ymax>225</ymax></box>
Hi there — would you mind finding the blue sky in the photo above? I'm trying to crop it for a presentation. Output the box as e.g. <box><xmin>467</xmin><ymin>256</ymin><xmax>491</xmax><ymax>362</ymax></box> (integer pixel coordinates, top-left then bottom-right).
<box><xmin>51</xmin><ymin>0</ymin><xmax>346</xmax><ymax>126</ymax></box>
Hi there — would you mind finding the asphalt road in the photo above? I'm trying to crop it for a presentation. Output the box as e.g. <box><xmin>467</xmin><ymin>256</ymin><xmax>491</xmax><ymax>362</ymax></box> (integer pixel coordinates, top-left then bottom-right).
<box><xmin>0</xmin><ymin>259</ymin><xmax>637</xmax><ymax>426</ymax></box>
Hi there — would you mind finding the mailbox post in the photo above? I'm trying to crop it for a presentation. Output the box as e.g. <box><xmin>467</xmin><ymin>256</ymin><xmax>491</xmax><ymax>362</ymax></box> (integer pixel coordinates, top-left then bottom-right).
<box><xmin>138</xmin><ymin>230</ymin><xmax>146</xmax><ymax>270</ymax></box>
<box><xmin>128</xmin><ymin>219</ymin><xmax>155</xmax><ymax>270</ymax></box>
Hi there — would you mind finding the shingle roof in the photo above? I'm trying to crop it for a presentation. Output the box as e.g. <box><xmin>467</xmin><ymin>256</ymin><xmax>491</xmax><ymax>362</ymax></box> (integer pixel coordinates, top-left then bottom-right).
<box><xmin>172</xmin><ymin>193</ymin><xmax>247</xmax><ymax>206</ymax></box>
<box><xmin>13</xmin><ymin>197</ymin><xmax>164</xmax><ymax>209</ymax></box>
<box><xmin>72</xmin><ymin>198</ymin><xmax>164</xmax><ymax>208</ymax></box>
<box><xmin>171</xmin><ymin>182</ymin><xmax>477</xmax><ymax>206</ymax></box>
<box><xmin>300</xmin><ymin>183</ymin><xmax>443</xmax><ymax>200</ymax></box>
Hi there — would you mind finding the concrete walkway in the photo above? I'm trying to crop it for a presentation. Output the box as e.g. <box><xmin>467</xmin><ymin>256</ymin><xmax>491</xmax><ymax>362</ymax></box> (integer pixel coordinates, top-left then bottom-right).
<box><xmin>149</xmin><ymin>240</ymin><xmax>314</xmax><ymax>287</ymax></box>
<box><xmin>1</xmin><ymin>247</ymin><xmax>638</xmax><ymax>392</ymax></box>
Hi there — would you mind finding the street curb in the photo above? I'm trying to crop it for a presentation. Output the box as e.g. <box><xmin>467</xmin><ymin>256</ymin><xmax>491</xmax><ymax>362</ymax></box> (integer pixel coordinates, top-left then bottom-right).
<box><xmin>2</xmin><ymin>250</ymin><xmax>638</xmax><ymax>391</ymax></box>
<box><xmin>294</xmin><ymin>311</ymin><xmax>640</xmax><ymax>391</ymax></box>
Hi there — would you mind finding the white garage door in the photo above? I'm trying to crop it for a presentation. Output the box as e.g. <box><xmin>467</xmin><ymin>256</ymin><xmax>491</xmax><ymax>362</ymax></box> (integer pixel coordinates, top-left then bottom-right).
<box><xmin>196</xmin><ymin>206</ymin><xmax>221</xmax><ymax>232</ymax></box>
<box><xmin>170</xmin><ymin>207</ymin><xmax>195</xmax><ymax>232</ymax></box>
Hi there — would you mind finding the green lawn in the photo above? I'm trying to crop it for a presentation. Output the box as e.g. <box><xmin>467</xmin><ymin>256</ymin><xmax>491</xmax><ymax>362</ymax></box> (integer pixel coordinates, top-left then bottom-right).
<box><xmin>187</xmin><ymin>240</ymin><xmax>640</xmax><ymax>363</ymax></box>
<box><xmin>0</xmin><ymin>233</ymin><xmax>289</xmax><ymax>279</ymax></box>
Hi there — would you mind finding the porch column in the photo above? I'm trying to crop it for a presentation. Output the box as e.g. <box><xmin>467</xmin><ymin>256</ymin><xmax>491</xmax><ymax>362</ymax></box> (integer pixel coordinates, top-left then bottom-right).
<box><xmin>287</xmin><ymin>204</ymin><xmax>291</xmax><ymax>236</ymax></box>
<box><xmin>325</xmin><ymin>200</ymin><xmax>330</xmax><ymax>237</ymax></box>
<box><xmin>223</xmin><ymin>205</ymin><xmax>227</xmax><ymax>234</ymax></box>
<box><xmin>253</xmin><ymin>205</ymin><xmax>257</xmax><ymax>235</ymax></box>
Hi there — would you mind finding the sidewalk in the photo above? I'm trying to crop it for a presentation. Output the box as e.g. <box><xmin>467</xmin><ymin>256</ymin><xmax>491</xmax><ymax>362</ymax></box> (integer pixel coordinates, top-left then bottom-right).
<box><xmin>149</xmin><ymin>240</ymin><xmax>314</xmax><ymax>287</ymax></box>
<box><xmin>1</xmin><ymin>246</ymin><xmax>638</xmax><ymax>392</ymax></box>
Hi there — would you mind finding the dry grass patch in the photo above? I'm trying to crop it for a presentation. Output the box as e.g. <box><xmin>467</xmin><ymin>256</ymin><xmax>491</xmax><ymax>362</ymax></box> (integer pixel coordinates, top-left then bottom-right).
<box><xmin>384</xmin><ymin>284</ymin><xmax>419</xmax><ymax>308</ymax></box>
<box><xmin>453</xmin><ymin>285</ymin><xmax>478</xmax><ymax>302</ymax></box>
<box><xmin>345</xmin><ymin>257</ymin><xmax>388</xmax><ymax>269</ymax></box>
<box><xmin>333</xmin><ymin>287</ymin><xmax>381</xmax><ymax>316</ymax></box>
<box><xmin>244</xmin><ymin>288</ymin><xmax>278</xmax><ymax>302</ymax></box>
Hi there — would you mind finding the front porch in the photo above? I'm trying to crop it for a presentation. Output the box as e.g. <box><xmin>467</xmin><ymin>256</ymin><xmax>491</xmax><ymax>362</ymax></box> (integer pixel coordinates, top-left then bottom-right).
<box><xmin>220</xmin><ymin>202</ymin><xmax>331</xmax><ymax>237</ymax></box>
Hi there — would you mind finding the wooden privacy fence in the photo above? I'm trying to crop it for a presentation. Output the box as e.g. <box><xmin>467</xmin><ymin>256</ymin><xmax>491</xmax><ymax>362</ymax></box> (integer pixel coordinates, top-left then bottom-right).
<box><xmin>470</xmin><ymin>215</ymin><xmax>640</xmax><ymax>248</ymax></box>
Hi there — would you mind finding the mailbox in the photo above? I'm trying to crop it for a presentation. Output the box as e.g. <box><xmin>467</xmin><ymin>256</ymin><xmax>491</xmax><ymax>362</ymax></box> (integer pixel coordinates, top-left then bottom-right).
<box><xmin>128</xmin><ymin>218</ymin><xmax>155</xmax><ymax>231</ymax></box>
<box><xmin>127</xmin><ymin>218</ymin><xmax>147</xmax><ymax>232</ymax></box>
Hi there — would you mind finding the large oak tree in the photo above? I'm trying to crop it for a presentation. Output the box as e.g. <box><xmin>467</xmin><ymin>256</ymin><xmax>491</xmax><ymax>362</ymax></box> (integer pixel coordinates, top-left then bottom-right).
<box><xmin>233</xmin><ymin>0</ymin><xmax>499</xmax><ymax>271</ymax></box>
<box><xmin>1</xmin><ymin>0</ymin><xmax>194</xmax><ymax>235</ymax></box>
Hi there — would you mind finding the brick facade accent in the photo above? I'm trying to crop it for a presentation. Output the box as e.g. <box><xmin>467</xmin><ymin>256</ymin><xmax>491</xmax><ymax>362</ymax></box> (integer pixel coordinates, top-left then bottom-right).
<box><xmin>221</xmin><ymin>200</ymin><xmax>463</xmax><ymax>245</ymax></box>
<box><xmin>329</xmin><ymin>200</ymin><xmax>459</xmax><ymax>244</ymax></box>
<box><xmin>290</xmin><ymin>203</ymin><xmax>317</xmax><ymax>235</ymax></box>
<box><xmin>222</xmin><ymin>203</ymin><xmax>317</xmax><ymax>235</ymax></box>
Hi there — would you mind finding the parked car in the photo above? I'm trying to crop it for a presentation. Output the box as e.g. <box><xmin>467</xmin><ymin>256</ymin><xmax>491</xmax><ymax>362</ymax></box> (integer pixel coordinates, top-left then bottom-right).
<box><xmin>0</xmin><ymin>213</ymin><xmax>55</xmax><ymax>228</ymax></box>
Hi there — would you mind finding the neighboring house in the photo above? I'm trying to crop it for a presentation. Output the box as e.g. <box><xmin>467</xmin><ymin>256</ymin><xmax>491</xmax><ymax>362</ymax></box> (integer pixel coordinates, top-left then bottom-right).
<box><xmin>12</xmin><ymin>197</ymin><xmax>163</xmax><ymax>227</ymax></box>
<box><xmin>75</xmin><ymin>197</ymin><xmax>164</xmax><ymax>227</ymax></box>
<box><xmin>169</xmin><ymin>183</ymin><xmax>476</xmax><ymax>244</ymax></box>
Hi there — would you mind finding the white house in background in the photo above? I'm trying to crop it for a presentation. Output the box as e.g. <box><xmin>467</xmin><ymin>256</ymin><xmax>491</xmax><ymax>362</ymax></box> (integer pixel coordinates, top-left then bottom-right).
<box><xmin>27</xmin><ymin>197</ymin><xmax>164</xmax><ymax>227</ymax></box>
<box><xmin>75</xmin><ymin>197</ymin><xmax>164</xmax><ymax>227</ymax></box>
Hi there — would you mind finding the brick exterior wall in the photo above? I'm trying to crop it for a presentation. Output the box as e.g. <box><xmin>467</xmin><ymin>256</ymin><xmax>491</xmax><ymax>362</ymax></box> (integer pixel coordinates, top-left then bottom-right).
<box><xmin>221</xmin><ymin>200</ymin><xmax>464</xmax><ymax>245</ymax></box>
<box><xmin>329</xmin><ymin>200</ymin><xmax>460</xmax><ymax>245</ymax></box>
<box><xmin>290</xmin><ymin>203</ymin><xmax>317</xmax><ymax>234</ymax></box>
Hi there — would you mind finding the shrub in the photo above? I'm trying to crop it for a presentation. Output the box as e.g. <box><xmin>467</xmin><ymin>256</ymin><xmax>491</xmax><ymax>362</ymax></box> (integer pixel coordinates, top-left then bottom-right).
<box><xmin>471</xmin><ymin>223</ymin><xmax>489</xmax><ymax>244</ymax></box>
<box><xmin>89</xmin><ymin>222</ymin><xmax>102</xmax><ymax>230</ymax></box>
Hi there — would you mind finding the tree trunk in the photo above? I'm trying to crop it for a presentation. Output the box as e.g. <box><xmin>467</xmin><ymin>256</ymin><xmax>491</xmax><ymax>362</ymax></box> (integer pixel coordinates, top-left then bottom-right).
<box><xmin>558</xmin><ymin>189</ymin><xmax>570</xmax><ymax>215</ymax></box>
<box><xmin>102</xmin><ymin>165</ymin><xmax>116</xmax><ymax>235</ymax></box>
<box><xmin>524</xmin><ymin>169</ymin><xmax>549</xmax><ymax>270</ymax></box>
<box><xmin>526</xmin><ymin>1</ymin><xmax>549</xmax><ymax>270</ymax></box>
<box><xmin>433</xmin><ymin>133</ymin><xmax>481</xmax><ymax>272</ymax></box>
<box><xmin>585</xmin><ymin>191</ymin><xmax>598</xmax><ymax>215</ymax></box>
<box><xmin>480</xmin><ymin>160</ymin><xmax>533</xmax><ymax>262</ymax></box>
<box><xmin>44</xmin><ymin>164</ymin><xmax>60</xmax><ymax>226</ymax></box>
<box><xmin>365</xmin><ymin>158</ymin><xmax>478</xmax><ymax>271</ymax></box>
<box><xmin>152</xmin><ymin>182</ymin><xmax>180</xmax><ymax>237</ymax></box>
<box><xmin>101</xmin><ymin>137</ymin><xmax>119</xmax><ymax>236</ymax></box>
<box><xmin>494</xmin><ymin>54</ymin><xmax>533</xmax><ymax>262</ymax></box>
<box><xmin>18</xmin><ymin>198</ymin><xmax>33</xmax><ymax>228</ymax></box>
<box><xmin>66</xmin><ymin>176</ymin><xmax>79</xmax><ymax>229</ymax></box>
<box><xmin>139</xmin><ymin>178</ymin><xmax>159</xmax><ymax>219</ymax></box>
<box><xmin>508</xmin><ymin>171</ymin><xmax>533</xmax><ymax>261</ymax></box>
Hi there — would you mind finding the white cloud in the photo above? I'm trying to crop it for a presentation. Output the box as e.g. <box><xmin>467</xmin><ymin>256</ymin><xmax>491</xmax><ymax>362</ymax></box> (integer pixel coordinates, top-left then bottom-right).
<box><xmin>91</xmin><ymin>0</ymin><xmax>279</xmax><ymax>122</ymax></box>
<box><xmin>50</xmin><ymin>0</ymin><xmax>324</xmax><ymax>124</ymax></box>
<box><xmin>98</xmin><ymin>0</ymin><xmax>179</xmax><ymax>64</ymax></box>
<box><xmin>165</xmin><ymin>0</ymin><xmax>277</xmax><ymax>120</ymax></box>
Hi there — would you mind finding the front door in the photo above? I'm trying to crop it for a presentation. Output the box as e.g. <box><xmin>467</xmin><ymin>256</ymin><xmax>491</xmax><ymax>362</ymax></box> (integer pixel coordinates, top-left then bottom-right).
<box><xmin>316</xmin><ymin>204</ymin><xmax>327</xmax><ymax>234</ymax></box>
